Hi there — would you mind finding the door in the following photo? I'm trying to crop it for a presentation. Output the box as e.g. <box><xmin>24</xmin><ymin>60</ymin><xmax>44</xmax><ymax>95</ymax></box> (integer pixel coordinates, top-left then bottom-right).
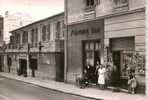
<box><xmin>0</xmin><ymin>56</ymin><xmax>3</xmax><ymax>72</ymax></box>
<box><xmin>82</xmin><ymin>40</ymin><xmax>101</xmax><ymax>83</ymax></box>
<box><xmin>30</xmin><ymin>58</ymin><xmax>37</xmax><ymax>77</ymax></box>
<box><xmin>19</xmin><ymin>59</ymin><xmax>27</xmax><ymax>76</ymax></box>
<box><xmin>56</xmin><ymin>53</ymin><xmax>64</xmax><ymax>82</ymax></box>
<box><xmin>112</xmin><ymin>51</ymin><xmax>121</xmax><ymax>86</ymax></box>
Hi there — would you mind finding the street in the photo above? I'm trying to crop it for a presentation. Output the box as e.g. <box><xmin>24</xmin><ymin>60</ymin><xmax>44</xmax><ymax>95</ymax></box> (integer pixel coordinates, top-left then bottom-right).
<box><xmin>0</xmin><ymin>76</ymin><xmax>95</xmax><ymax>100</ymax></box>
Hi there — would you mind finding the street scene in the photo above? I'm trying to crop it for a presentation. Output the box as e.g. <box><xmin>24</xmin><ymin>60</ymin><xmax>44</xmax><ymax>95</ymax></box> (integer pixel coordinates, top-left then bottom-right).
<box><xmin>0</xmin><ymin>0</ymin><xmax>147</xmax><ymax>100</ymax></box>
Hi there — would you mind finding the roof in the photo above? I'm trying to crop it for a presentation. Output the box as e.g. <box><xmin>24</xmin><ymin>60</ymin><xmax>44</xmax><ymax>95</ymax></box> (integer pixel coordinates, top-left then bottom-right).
<box><xmin>10</xmin><ymin>12</ymin><xmax>64</xmax><ymax>33</ymax></box>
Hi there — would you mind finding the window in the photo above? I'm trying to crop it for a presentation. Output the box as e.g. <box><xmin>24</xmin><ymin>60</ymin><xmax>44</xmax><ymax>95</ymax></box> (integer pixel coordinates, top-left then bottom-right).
<box><xmin>42</xmin><ymin>25</ymin><xmax>47</xmax><ymax>41</ymax></box>
<box><xmin>83</xmin><ymin>41</ymin><xmax>100</xmax><ymax>67</ymax></box>
<box><xmin>85</xmin><ymin>0</ymin><xmax>99</xmax><ymax>11</ymax></box>
<box><xmin>35</xmin><ymin>28</ymin><xmax>38</xmax><ymax>43</ymax></box>
<box><xmin>61</xmin><ymin>20</ymin><xmax>65</xmax><ymax>38</ymax></box>
<box><xmin>16</xmin><ymin>34</ymin><xmax>20</xmax><ymax>44</ymax></box>
<box><xmin>122</xmin><ymin>51</ymin><xmax>145</xmax><ymax>77</ymax></box>
<box><xmin>113</xmin><ymin>0</ymin><xmax>128</xmax><ymax>8</ymax></box>
<box><xmin>55</xmin><ymin>22</ymin><xmax>60</xmax><ymax>39</ymax></box>
<box><xmin>22</xmin><ymin>31</ymin><xmax>28</xmax><ymax>44</ymax></box>
<box><xmin>31</xmin><ymin>29</ymin><xmax>35</xmax><ymax>43</ymax></box>
<box><xmin>47</xmin><ymin>24</ymin><xmax>50</xmax><ymax>40</ymax></box>
<box><xmin>31</xmin><ymin>28</ymin><xmax>38</xmax><ymax>47</ymax></box>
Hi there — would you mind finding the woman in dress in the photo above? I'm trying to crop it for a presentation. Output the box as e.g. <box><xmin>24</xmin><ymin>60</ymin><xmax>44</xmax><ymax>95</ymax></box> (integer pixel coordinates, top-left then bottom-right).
<box><xmin>98</xmin><ymin>64</ymin><xmax>106</xmax><ymax>90</ymax></box>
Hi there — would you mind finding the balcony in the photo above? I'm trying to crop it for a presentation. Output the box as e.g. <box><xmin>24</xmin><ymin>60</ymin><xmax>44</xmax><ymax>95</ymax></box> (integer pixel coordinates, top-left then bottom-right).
<box><xmin>5</xmin><ymin>44</ymin><xmax>27</xmax><ymax>53</ymax></box>
<box><xmin>5</xmin><ymin>40</ymin><xmax>64</xmax><ymax>53</ymax></box>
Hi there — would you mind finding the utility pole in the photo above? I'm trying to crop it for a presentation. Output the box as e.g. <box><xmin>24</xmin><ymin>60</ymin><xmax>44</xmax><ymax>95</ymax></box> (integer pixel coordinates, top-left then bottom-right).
<box><xmin>64</xmin><ymin>0</ymin><xmax>68</xmax><ymax>82</ymax></box>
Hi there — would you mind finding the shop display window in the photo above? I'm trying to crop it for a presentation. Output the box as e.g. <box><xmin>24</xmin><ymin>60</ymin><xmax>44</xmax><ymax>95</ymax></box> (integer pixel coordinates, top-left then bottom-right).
<box><xmin>122</xmin><ymin>51</ymin><xmax>145</xmax><ymax>78</ymax></box>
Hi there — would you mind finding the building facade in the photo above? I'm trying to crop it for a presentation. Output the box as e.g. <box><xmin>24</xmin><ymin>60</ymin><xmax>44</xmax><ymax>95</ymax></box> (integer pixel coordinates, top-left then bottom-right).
<box><xmin>66</xmin><ymin>0</ymin><xmax>145</xmax><ymax>93</ymax></box>
<box><xmin>4</xmin><ymin>12</ymin><xmax>33</xmax><ymax>43</ymax></box>
<box><xmin>4</xmin><ymin>12</ymin><xmax>65</xmax><ymax>82</ymax></box>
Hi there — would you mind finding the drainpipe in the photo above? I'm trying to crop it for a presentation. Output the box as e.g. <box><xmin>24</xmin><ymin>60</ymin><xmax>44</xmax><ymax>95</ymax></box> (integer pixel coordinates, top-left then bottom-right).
<box><xmin>64</xmin><ymin>0</ymin><xmax>68</xmax><ymax>82</ymax></box>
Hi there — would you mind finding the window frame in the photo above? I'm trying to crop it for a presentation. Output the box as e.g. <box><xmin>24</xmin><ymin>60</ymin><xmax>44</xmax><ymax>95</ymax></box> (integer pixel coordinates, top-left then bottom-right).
<box><xmin>84</xmin><ymin>0</ymin><xmax>99</xmax><ymax>12</ymax></box>
<box><xmin>42</xmin><ymin>25</ymin><xmax>47</xmax><ymax>41</ymax></box>
<box><xmin>113</xmin><ymin>0</ymin><xmax>129</xmax><ymax>9</ymax></box>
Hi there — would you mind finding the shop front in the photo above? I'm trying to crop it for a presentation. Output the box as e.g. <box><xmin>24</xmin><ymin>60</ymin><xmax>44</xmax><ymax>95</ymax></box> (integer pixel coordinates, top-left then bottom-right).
<box><xmin>109</xmin><ymin>37</ymin><xmax>135</xmax><ymax>87</ymax></box>
<box><xmin>108</xmin><ymin>37</ymin><xmax>145</xmax><ymax>92</ymax></box>
<box><xmin>67</xmin><ymin>19</ymin><xmax>104</xmax><ymax>83</ymax></box>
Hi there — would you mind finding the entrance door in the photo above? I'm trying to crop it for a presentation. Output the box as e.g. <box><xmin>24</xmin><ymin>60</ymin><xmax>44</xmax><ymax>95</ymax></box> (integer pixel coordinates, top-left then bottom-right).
<box><xmin>112</xmin><ymin>51</ymin><xmax>121</xmax><ymax>86</ymax></box>
<box><xmin>0</xmin><ymin>56</ymin><xmax>3</xmax><ymax>72</ymax></box>
<box><xmin>56</xmin><ymin>53</ymin><xmax>64</xmax><ymax>82</ymax></box>
<box><xmin>30</xmin><ymin>58</ymin><xmax>37</xmax><ymax>77</ymax></box>
<box><xmin>19</xmin><ymin>59</ymin><xmax>27</xmax><ymax>76</ymax></box>
<box><xmin>83</xmin><ymin>41</ymin><xmax>100</xmax><ymax>67</ymax></box>
<box><xmin>82</xmin><ymin>40</ymin><xmax>100</xmax><ymax>83</ymax></box>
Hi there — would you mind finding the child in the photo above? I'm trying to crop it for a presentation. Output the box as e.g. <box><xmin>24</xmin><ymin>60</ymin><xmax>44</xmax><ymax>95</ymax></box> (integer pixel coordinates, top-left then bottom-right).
<box><xmin>127</xmin><ymin>73</ymin><xmax>137</xmax><ymax>94</ymax></box>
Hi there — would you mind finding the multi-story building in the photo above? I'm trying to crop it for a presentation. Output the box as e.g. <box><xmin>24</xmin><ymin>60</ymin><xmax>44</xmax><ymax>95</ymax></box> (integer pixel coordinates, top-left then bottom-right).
<box><xmin>66</xmin><ymin>0</ymin><xmax>145</xmax><ymax>93</ymax></box>
<box><xmin>4</xmin><ymin>11</ymin><xmax>33</xmax><ymax>43</ymax></box>
<box><xmin>4</xmin><ymin>12</ymin><xmax>65</xmax><ymax>82</ymax></box>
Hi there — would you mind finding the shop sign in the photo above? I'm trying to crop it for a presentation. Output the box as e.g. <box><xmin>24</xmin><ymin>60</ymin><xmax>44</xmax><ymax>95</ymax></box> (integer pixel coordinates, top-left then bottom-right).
<box><xmin>71</xmin><ymin>27</ymin><xmax>100</xmax><ymax>36</ymax></box>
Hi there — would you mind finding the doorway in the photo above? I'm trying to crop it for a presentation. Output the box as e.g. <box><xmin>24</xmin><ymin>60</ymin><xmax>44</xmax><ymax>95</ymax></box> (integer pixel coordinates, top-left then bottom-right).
<box><xmin>19</xmin><ymin>59</ymin><xmax>27</xmax><ymax>76</ymax></box>
<box><xmin>112</xmin><ymin>51</ymin><xmax>121</xmax><ymax>86</ymax></box>
<box><xmin>30</xmin><ymin>58</ymin><xmax>37</xmax><ymax>77</ymax></box>
<box><xmin>56</xmin><ymin>53</ymin><xmax>64</xmax><ymax>82</ymax></box>
<box><xmin>82</xmin><ymin>40</ymin><xmax>101</xmax><ymax>83</ymax></box>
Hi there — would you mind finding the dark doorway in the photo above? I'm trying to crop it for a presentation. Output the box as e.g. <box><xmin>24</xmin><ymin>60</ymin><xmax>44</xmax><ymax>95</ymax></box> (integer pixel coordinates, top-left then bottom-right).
<box><xmin>19</xmin><ymin>59</ymin><xmax>27</xmax><ymax>76</ymax></box>
<box><xmin>56</xmin><ymin>53</ymin><xmax>64</xmax><ymax>82</ymax></box>
<box><xmin>0</xmin><ymin>56</ymin><xmax>3</xmax><ymax>72</ymax></box>
<box><xmin>30</xmin><ymin>58</ymin><xmax>37</xmax><ymax>77</ymax></box>
<box><xmin>112</xmin><ymin>51</ymin><xmax>121</xmax><ymax>86</ymax></box>
<box><xmin>7</xmin><ymin>56</ymin><xmax>12</xmax><ymax>73</ymax></box>
<box><xmin>82</xmin><ymin>40</ymin><xmax>100</xmax><ymax>84</ymax></box>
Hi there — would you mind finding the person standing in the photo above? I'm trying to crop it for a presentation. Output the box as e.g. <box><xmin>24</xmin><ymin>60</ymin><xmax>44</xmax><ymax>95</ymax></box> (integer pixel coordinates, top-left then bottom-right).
<box><xmin>127</xmin><ymin>70</ymin><xmax>137</xmax><ymax>94</ymax></box>
<box><xmin>98</xmin><ymin>64</ymin><xmax>106</xmax><ymax>90</ymax></box>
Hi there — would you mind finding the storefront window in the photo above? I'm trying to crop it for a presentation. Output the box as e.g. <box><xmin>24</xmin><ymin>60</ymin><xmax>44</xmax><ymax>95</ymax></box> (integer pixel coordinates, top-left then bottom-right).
<box><xmin>122</xmin><ymin>51</ymin><xmax>145</xmax><ymax>78</ymax></box>
<box><xmin>84</xmin><ymin>41</ymin><xmax>100</xmax><ymax>67</ymax></box>
<box><xmin>86</xmin><ymin>52</ymin><xmax>94</xmax><ymax>66</ymax></box>
<box><xmin>85</xmin><ymin>43</ymin><xmax>89</xmax><ymax>50</ymax></box>
<box><xmin>95</xmin><ymin>42</ymin><xmax>101</xmax><ymax>50</ymax></box>
<box><xmin>90</xmin><ymin>42</ymin><xmax>94</xmax><ymax>50</ymax></box>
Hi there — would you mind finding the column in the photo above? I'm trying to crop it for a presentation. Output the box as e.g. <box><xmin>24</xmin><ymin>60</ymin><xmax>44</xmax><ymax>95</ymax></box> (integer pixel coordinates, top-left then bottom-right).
<box><xmin>27</xmin><ymin>30</ymin><xmax>31</xmax><ymax>77</ymax></box>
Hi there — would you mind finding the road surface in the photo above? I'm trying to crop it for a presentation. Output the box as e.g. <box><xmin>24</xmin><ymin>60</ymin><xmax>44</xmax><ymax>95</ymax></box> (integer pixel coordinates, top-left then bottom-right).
<box><xmin>0</xmin><ymin>76</ymin><xmax>96</xmax><ymax>100</ymax></box>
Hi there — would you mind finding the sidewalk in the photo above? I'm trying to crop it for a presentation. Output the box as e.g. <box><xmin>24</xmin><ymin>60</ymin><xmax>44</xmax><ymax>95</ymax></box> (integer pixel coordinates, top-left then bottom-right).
<box><xmin>0</xmin><ymin>72</ymin><xmax>147</xmax><ymax>100</ymax></box>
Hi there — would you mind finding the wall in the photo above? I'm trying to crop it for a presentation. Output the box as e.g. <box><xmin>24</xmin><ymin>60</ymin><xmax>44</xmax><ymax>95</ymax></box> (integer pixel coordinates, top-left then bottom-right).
<box><xmin>104</xmin><ymin>10</ymin><xmax>145</xmax><ymax>93</ymax></box>
<box><xmin>104</xmin><ymin>11</ymin><xmax>145</xmax><ymax>54</ymax></box>
<box><xmin>37</xmin><ymin>53</ymin><xmax>56</xmax><ymax>80</ymax></box>
<box><xmin>67</xmin><ymin>0</ymin><xmax>145</xmax><ymax>24</ymax></box>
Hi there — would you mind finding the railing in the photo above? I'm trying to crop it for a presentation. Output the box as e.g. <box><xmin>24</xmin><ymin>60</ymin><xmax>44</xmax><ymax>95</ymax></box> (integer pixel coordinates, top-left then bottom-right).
<box><xmin>6</xmin><ymin>40</ymin><xmax>64</xmax><ymax>53</ymax></box>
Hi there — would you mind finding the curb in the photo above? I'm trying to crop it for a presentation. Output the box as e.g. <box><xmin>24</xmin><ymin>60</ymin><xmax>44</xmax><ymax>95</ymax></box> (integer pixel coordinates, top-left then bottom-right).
<box><xmin>0</xmin><ymin>74</ymin><xmax>103</xmax><ymax>100</ymax></box>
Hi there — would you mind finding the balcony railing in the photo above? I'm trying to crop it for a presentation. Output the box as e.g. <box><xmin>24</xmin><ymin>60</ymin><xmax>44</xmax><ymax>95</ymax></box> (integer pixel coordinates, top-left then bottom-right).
<box><xmin>6</xmin><ymin>40</ymin><xmax>64</xmax><ymax>53</ymax></box>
